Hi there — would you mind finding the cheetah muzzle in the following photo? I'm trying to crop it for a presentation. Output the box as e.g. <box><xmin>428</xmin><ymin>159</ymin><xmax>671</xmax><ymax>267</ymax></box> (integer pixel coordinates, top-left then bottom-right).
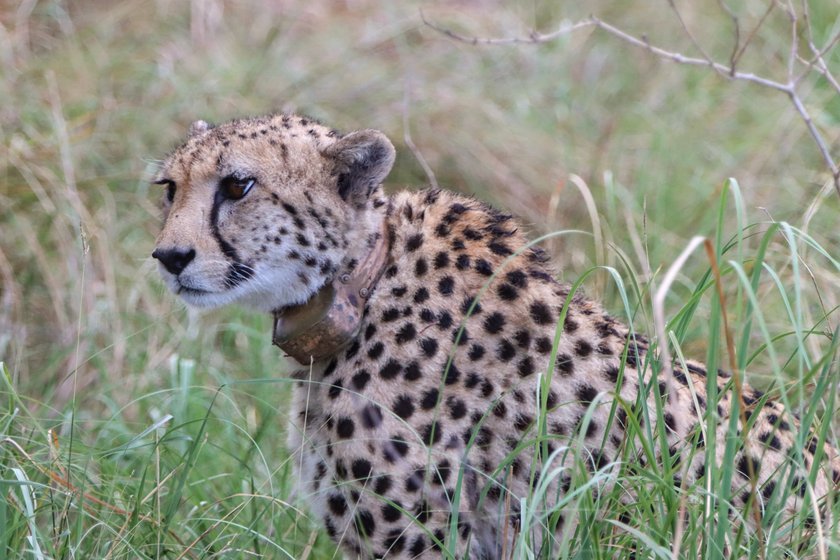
<box><xmin>153</xmin><ymin>114</ymin><xmax>840</xmax><ymax>559</ymax></box>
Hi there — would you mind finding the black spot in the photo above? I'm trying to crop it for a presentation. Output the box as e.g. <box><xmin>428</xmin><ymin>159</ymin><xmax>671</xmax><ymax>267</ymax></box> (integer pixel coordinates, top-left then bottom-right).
<box><xmin>514</xmin><ymin>414</ymin><xmax>533</xmax><ymax>431</ymax></box>
<box><xmin>791</xmin><ymin>476</ymin><xmax>807</xmax><ymax>497</ymax></box>
<box><xmin>404</xmin><ymin>362</ymin><xmax>422</xmax><ymax>381</ymax></box>
<box><xmin>447</xmin><ymin>397</ymin><xmax>467</xmax><ymax>419</ymax></box>
<box><xmin>384</xmin><ymin>438</ymin><xmax>409</xmax><ymax>463</ymax></box>
<box><xmin>367</xmin><ymin>342</ymin><xmax>384</xmax><ymax>360</ymax></box>
<box><xmin>327</xmin><ymin>494</ymin><xmax>348</xmax><ymax>516</ymax></box>
<box><xmin>556</xmin><ymin>353</ymin><xmax>575</xmax><ymax>376</ymax></box>
<box><xmin>436</xmin><ymin>311</ymin><xmax>453</xmax><ymax>329</ymax></box>
<box><xmin>577</xmin><ymin>384</ymin><xmax>598</xmax><ymax>406</ymax></box>
<box><xmin>355</xmin><ymin>509</ymin><xmax>376</xmax><ymax>537</ymax></box>
<box><xmin>391</xmin><ymin>285</ymin><xmax>408</xmax><ymax>298</ymax></box>
<box><xmin>384</xmin><ymin>529</ymin><xmax>406</xmax><ymax>553</ymax></box>
<box><xmin>352</xmin><ymin>458</ymin><xmax>373</xmax><ymax>480</ymax></box>
<box><xmin>452</xmin><ymin>327</ymin><xmax>470</xmax><ymax>346</ymax></box>
<box><xmin>434</xmin><ymin>252</ymin><xmax>450</xmax><ymax>269</ymax></box>
<box><xmin>496</xmin><ymin>339</ymin><xmax>516</xmax><ymax>362</ymax></box>
<box><xmin>484</xmin><ymin>312</ymin><xmax>506</xmax><ymax>334</ymax></box>
<box><xmin>337</xmin><ymin>417</ymin><xmax>355</xmax><ymax>439</ymax></box>
<box><xmin>625</xmin><ymin>344</ymin><xmax>640</xmax><ymax>368</ymax></box>
<box><xmin>664</xmin><ymin>412</ymin><xmax>677</xmax><ymax>432</ymax></box>
<box><xmin>464</xmin><ymin>371</ymin><xmax>482</xmax><ymax>389</ymax></box>
<box><xmin>530</xmin><ymin>302</ymin><xmax>553</xmax><ymax>325</ymax></box>
<box><xmin>759</xmin><ymin>431</ymin><xmax>782</xmax><ymax>451</ymax></box>
<box><xmin>488</xmin><ymin>241</ymin><xmax>512</xmax><ymax>256</ymax></box>
<box><xmin>475</xmin><ymin>259</ymin><xmax>494</xmax><ymax>276</ymax></box>
<box><xmin>736</xmin><ymin>455</ymin><xmax>761</xmax><ymax>479</ymax></box>
<box><xmin>409</xmin><ymin>535</ymin><xmax>426</xmax><ymax>556</ymax></box>
<box><xmin>382</xmin><ymin>308</ymin><xmax>400</xmax><ymax>322</ymax></box>
<box><xmin>535</xmin><ymin>337</ymin><xmax>553</xmax><ymax>354</ymax></box>
<box><xmin>468</xmin><ymin>344</ymin><xmax>486</xmax><ymax>361</ymax></box>
<box><xmin>761</xmin><ymin>480</ymin><xmax>776</xmax><ymax>501</ymax></box>
<box><xmin>438</xmin><ymin>276</ymin><xmax>455</xmax><ymax>296</ymax></box>
<box><xmin>493</xmin><ymin>400</ymin><xmax>508</xmax><ymax>418</ymax></box>
<box><xmin>421</xmin><ymin>389</ymin><xmax>439</xmax><ymax>410</ymax></box>
<box><xmin>328</xmin><ymin>381</ymin><xmax>343</xmax><ymax>399</ymax></box>
<box><xmin>406</xmin><ymin>233</ymin><xmax>424</xmax><ymax>251</ymax></box>
<box><xmin>616</xmin><ymin>408</ymin><xmax>627</xmax><ymax>431</ymax></box>
<box><xmin>480</xmin><ymin>380</ymin><xmax>493</xmax><ymax>398</ymax></box>
<box><xmin>575</xmin><ymin>339</ymin><xmax>593</xmax><ymax>357</ymax></box>
<box><xmin>352</xmin><ymin>370</ymin><xmax>371</xmax><ymax>390</ymax></box>
<box><xmin>456</xmin><ymin>254</ymin><xmax>471</xmax><ymax>270</ymax></box>
<box><xmin>344</xmin><ymin>340</ymin><xmax>361</xmax><ymax>360</ymax></box>
<box><xmin>380</xmin><ymin>359</ymin><xmax>402</xmax><ymax>380</ymax></box>
<box><xmin>382</xmin><ymin>501</ymin><xmax>403</xmax><ymax>523</ymax></box>
<box><xmin>420</xmin><ymin>337</ymin><xmax>438</xmax><ymax>358</ymax></box>
<box><xmin>517</xmin><ymin>357</ymin><xmax>535</xmax><ymax>377</ymax></box>
<box><xmin>766</xmin><ymin>413</ymin><xmax>790</xmax><ymax>431</ymax></box>
<box><xmin>415</xmin><ymin>258</ymin><xmax>428</xmax><ymax>277</ymax></box>
<box><xmin>395</xmin><ymin>324</ymin><xmax>417</xmax><ymax>344</ymax></box>
<box><xmin>323</xmin><ymin>359</ymin><xmax>338</xmax><ymax>377</ymax></box>
<box><xmin>443</xmin><ymin>363</ymin><xmax>461</xmax><ymax>385</ymax></box>
<box><xmin>512</xmin><ymin>329</ymin><xmax>531</xmax><ymax>350</ymax></box>
<box><xmin>386</xmin><ymin>393</ymin><xmax>414</xmax><ymax>420</ymax></box>
<box><xmin>363</xmin><ymin>324</ymin><xmax>377</xmax><ymax>340</ymax></box>
<box><xmin>575</xmin><ymin>415</ymin><xmax>599</xmax><ymax>439</ymax></box>
<box><xmin>361</xmin><ymin>405</ymin><xmax>383</xmax><ymax>429</ymax></box>
<box><xmin>603</xmin><ymin>364</ymin><xmax>621</xmax><ymax>385</ymax></box>
<box><xmin>564</xmin><ymin>317</ymin><xmax>579</xmax><ymax>333</ymax></box>
<box><xmin>805</xmin><ymin>436</ymin><xmax>821</xmax><ymax>456</ymax></box>
<box><xmin>503</xmin><ymin>270</ymin><xmax>525</xmax><ymax>288</ymax></box>
<box><xmin>597</xmin><ymin>342</ymin><xmax>613</xmax><ymax>355</ymax></box>
<box><xmin>461</xmin><ymin>296</ymin><xmax>482</xmax><ymax>315</ymax></box>
<box><xmin>422</xmin><ymin>422</ymin><xmax>442</xmax><ymax>446</ymax></box>
<box><xmin>413</xmin><ymin>288</ymin><xmax>430</xmax><ymax>303</ymax></box>
<box><xmin>374</xmin><ymin>475</ymin><xmax>392</xmax><ymax>496</ymax></box>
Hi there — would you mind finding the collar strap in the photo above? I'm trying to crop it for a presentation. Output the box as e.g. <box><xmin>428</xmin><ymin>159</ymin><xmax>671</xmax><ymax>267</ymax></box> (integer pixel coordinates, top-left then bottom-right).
<box><xmin>272</xmin><ymin>218</ymin><xmax>390</xmax><ymax>364</ymax></box>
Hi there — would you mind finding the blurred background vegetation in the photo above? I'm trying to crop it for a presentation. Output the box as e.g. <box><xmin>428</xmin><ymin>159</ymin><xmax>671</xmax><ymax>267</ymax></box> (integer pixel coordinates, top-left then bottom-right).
<box><xmin>1</xmin><ymin>1</ymin><xmax>838</xmax><ymax>557</ymax></box>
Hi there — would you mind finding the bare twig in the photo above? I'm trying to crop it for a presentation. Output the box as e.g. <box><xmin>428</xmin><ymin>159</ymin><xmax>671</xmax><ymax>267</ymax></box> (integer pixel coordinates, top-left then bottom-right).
<box><xmin>667</xmin><ymin>0</ymin><xmax>723</xmax><ymax>76</ymax></box>
<box><xmin>420</xmin><ymin>10</ymin><xmax>595</xmax><ymax>45</ymax></box>
<box><xmin>732</xmin><ymin>2</ymin><xmax>776</xmax><ymax>71</ymax></box>
<box><xmin>715</xmin><ymin>0</ymin><xmax>741</xmax><ymax>73</ymax></box>
<box><xmin>423</xmin><ymin>9</ymin><xmax>840</xmax><ymax>198</ymax></box>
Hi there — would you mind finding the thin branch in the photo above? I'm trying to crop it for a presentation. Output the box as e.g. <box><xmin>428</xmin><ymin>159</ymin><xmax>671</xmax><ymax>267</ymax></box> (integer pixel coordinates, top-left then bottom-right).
<box><xmin>798</xmin><ymin>1</ymin><xmax>840</xmax><ymax>95</ymax></box>
<box><xmin>715</xmin><ymin>0</ymin><xmax>741</xmax><ymax>73</ymax></box>
<box><xmin>786</xmin><ymin>1</ymin><xmax>798</xmax><ymax>82</ymax></box>
<box><xmin>732</xmin><ymin>2</ymin><xmax>776</xmax><ymax>71</ymax></box>
<box><xmin>423</xmin><ymin>10</ymin><xmax>840</xmax><ymax>198</ymax></box>
<box><xmin>667</xmin><ymin>0</ymin><xmax>724</xmax><ymax>77</ymax></box>
<box><xmin>420</xmin><ymin>9</ymin><xmax>595</xmax><ymax>45</ymax></box>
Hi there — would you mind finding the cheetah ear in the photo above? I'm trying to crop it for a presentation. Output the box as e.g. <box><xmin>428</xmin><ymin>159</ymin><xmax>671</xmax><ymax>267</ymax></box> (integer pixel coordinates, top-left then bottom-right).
<box><xmin>322</xmin><ymin>130</ymin><xmax>395</xmax><ymax>207</ymax></box>
<box><xmin>188</xmin><ymin>120</ymin><xmax>210</xmax><ymax>137</ymax></box>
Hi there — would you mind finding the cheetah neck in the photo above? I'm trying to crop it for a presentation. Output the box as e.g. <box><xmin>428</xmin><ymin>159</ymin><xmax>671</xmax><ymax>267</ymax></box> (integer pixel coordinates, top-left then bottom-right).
<box><xmin>271</xmin><ymin>214</ymin><xmax>391</xmax><ymax>365</ymax></box>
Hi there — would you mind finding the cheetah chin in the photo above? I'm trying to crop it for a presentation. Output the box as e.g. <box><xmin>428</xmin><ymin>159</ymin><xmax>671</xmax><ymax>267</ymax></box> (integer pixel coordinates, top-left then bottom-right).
<box><xmin>153</xmin><ymin>114</ymin><xmax>840</xmax><ymax>560</ymax></box>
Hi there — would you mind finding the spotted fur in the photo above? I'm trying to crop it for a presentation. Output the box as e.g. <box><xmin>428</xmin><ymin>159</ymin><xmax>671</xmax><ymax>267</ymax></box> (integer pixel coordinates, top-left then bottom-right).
<box><xmin>153</xmin><ymin>114</ymin><xmax>839</xmax><ymax>559</ymax></box>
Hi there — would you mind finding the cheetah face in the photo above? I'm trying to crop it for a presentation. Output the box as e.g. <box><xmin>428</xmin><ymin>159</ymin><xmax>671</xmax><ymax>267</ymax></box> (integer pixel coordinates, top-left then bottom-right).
<box><xmin>152</xmin><ymin>116</ymin><xmax>395</xmax><ymax>312</ymax></box>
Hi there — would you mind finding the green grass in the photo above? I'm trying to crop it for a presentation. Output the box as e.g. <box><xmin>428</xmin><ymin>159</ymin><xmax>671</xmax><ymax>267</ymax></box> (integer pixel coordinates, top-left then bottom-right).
<box><xmin>2</xmin><ymin>1</ymin><xmax>839</xmax><ymax>558</ymax></box>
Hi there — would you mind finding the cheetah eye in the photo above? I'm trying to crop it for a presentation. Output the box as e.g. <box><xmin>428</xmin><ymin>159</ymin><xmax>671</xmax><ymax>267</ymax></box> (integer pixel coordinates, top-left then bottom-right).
<box><xmin>220</xmin><ymin>176</ymin><xmax>256</xmax><ymax>200</ymax></box>
<box><xmin>154</xmin><ymin>178</ymin><xmax>176</xmax><ymax>203</ymax></box>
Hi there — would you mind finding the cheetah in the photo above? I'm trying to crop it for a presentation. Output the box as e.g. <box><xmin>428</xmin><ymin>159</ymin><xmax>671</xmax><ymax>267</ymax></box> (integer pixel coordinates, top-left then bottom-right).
<box><xmin>152</xmin><ymin>114</ymin><xmax>839</xmax><ymax>558</ymax></box>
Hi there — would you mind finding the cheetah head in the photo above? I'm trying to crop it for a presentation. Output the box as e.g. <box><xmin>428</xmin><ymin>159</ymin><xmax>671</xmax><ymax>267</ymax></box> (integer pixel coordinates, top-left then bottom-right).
<box><xmin>152</xmin><ymin>115</ymin><xmax>395</xmax><ymax>312</ymax></box>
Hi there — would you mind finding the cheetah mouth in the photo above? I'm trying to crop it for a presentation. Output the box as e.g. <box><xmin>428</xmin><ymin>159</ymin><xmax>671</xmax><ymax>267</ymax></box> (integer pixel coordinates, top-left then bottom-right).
<box><xmin>177</xmin><ymin>285</ymin><xmax>210</xmax><ymax>296</ymax></box>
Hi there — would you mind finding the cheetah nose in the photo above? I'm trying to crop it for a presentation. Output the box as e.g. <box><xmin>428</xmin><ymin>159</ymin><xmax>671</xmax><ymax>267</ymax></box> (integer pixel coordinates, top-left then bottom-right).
<box><xmin>152</xmin><ymin>247</ymin><xmax>196</xmax><ymax>276</ymax></box>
